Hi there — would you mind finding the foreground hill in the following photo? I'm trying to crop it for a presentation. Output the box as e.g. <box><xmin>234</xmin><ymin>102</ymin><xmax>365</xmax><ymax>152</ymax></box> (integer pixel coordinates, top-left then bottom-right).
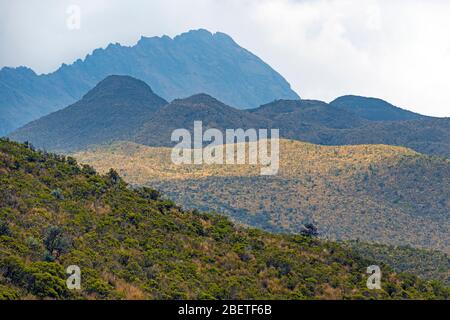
<box><xmin>74</xmin><ymin>140</ymin><xmax>450</xmax><ymax>252</ymax></box>
<box><xmin>1</xmin><ymin>138</ymin><xmax>448</xmax><ymax>300</ymax></box>
<box><xmin>0</xmin><ymin>29</ymin><xmax>299</xmax><ymax>135</ymax></box>
<box><xmin>10</xmin><ymin>75</ymin><xmax>449</xmax><ymax>158</ymax></box>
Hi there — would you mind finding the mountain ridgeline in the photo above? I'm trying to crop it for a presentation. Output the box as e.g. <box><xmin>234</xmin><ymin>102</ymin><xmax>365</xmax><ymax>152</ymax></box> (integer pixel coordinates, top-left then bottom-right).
<box><xmin>251</xmin><ymin>98</ymin><xmax>450</xmax><ymax>158</ymax></box>
<box><xmin>8</xmin><ymin>76</ymin><xmax>168</xmax><ymax>151</ymax></box>
<box><xmin>0</xmin><ymin>29</ymin><xmax>299</xmax><ymax>136</ymax></box>
<box><xmin>330</xmin><ymin>95</ymin><xmax>427</xmax><ymax>121</ymax></box>
<box><xmin>9</xmin><ymin>75</ymin><xmax>450</xmax><ymax>158</ymax></box>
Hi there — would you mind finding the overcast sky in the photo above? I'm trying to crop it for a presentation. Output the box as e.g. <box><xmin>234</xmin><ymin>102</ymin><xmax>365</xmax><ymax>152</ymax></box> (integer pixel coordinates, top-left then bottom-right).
<box><xmin>1</xmin><ymin>0</ymin><xmax>449</xmax><ymax>116</ymax></box>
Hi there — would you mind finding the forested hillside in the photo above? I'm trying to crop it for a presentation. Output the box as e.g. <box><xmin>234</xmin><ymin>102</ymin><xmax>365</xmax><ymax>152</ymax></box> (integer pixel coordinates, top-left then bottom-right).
<box><xmin>342</xmin><ymin>242</ymin><xmax>449</xmax><ymax>286</ymax></box>
<box><xmin>1</xmin><ymin>138</ymin><xmax>448</xmax><ymax>300</ymax></box>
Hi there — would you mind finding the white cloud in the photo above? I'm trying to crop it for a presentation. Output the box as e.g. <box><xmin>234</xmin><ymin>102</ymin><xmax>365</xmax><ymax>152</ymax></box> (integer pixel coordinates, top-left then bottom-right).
<box><xmin>0</xmin><ymin>0</ymin><xmax>449</xmax><ymax>116</ymax></box>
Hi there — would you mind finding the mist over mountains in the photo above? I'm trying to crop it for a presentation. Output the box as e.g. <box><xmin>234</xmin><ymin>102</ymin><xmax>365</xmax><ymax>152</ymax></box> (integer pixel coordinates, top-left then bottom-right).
<box><xmin>0</xmin><ymin>29</ymin><xmax>299</xmax><ymax>136</ymax></box>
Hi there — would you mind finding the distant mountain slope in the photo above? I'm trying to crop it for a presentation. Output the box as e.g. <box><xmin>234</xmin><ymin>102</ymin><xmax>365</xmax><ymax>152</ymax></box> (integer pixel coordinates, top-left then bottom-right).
<box><xmin>74</xmin><ymin>140</ymin><xmax>450</xmax><ymax>253</ymax></box>
<box><xmin>330</xmin><ymin>95</ymin><xmax>426</xmax><ymax>121</ymax></box>
<box><xmin>0</xmin><ymin>67</ymin><xmax>77</xmax><ymax>136</ymax></box>
<box><xmin>0</xmin><ymin>29</ymin><xmax>299</xmax><ymax>136</ymax></box>
<box><xmin>3</xmin><ymin>138</ymin><xmax>447</xmax><ymax>300</ymax></box>
<box><xmin>250</xmin><ymin>99</ymin><xmax>368</xmax><ymax>129</ymax></box>
<box><xmin>320</xmin><ymin>117</ymin><xmax>450</xmax><ymax>157</ymax></box>
<box><xmin>134</xmin><ymin>93</ymin><xmax>271</xmax><ymax>146</ymax></box>
<box><xmin>9</xmin><ymin>76</ymin><xmax>168</xmax><ymax>152</ymax></box>
<box><xmin>250</xmin><ymin>99</ymin><xmax>450</xmax><ymax>158</ymax></box>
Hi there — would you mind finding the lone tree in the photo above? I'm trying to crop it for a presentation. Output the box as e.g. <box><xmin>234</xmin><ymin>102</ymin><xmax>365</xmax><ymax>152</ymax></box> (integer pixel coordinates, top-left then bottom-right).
<box><xmin>300</xmin><ymin>223</ymin><xmax>319</xmax><ymax>237</ymax></box>
<box><xmin>107</xmin><ymin>168</ymin><xmax>121</xmax><ymax>185</ymax></box>
<box><xmin>43</xmin><ymin>226</ymin><xmax>71</xmax><ymax>259</ymax></box>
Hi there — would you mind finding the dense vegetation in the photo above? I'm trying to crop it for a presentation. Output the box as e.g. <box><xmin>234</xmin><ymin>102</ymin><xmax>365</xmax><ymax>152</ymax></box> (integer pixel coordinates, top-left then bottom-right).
<box><xmin>0</xmin><ymin>139</ymin><xmax>448</xmax><ymax>300</ymax></box>
<box><xmin>342</xmin><ymin>241</ymin><xmax>449</xmax><ymax>286</ymax></box>
<box><xmin>75</xmin><ymin>140</ymin><xmax>449</xmax><ymax>252</ymax></box>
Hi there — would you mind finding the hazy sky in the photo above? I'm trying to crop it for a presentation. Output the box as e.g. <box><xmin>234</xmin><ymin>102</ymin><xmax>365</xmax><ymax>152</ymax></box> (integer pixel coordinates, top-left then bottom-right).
<box><xmin>1</xmin><ymin>0</ymin><xmax>449</xmax><ymax>116</ymax></box>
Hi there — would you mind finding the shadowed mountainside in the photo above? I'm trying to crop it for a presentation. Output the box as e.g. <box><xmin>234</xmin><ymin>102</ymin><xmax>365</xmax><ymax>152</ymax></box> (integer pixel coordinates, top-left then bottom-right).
<box><xmin>9</xmin><ymin>75</ymin><xmax>450</xmax><ymax>158</ymax></box>
<box><xmin>0</xmin><ymin>29</ymin><xmax>299</xmax><ymax>135</ymax></box>
<box><xmin>250</xmin><ymin>99</ymin><xmax>450</xmax><ymax>158</ymax></box>
<box><xmin>330</xmin><ymin>95</ymin><xmax>427</xmax><ymax>121</ymax></box>
<box><xmin>133</xmin><ymin>93</ymin><xmax>271</xmax><ymax>146</ymax></box>
<box><xmin>8</xmin><ymin>76</ymin><xmax>168</xmax><ymax>152</ymax></box>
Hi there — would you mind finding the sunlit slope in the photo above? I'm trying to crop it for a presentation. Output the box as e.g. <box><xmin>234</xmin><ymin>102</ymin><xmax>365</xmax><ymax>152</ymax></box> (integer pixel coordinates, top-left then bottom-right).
<box><xmin>74</xmin><ymin>139</ymin><xmax>450</xmax><ymax>252</ymax></box>
<box><xmin>5</xmin><ymin>138</ymin><xmax>448</xmax><ymax>299</ymax></box>
<box><xmin>74</xmin><ymin>139</ymin><xmax>419</xmax><ymax>180</ymax></box>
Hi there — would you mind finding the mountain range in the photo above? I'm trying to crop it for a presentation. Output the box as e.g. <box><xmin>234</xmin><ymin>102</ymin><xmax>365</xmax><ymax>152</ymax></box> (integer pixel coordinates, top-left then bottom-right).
<box><xmin>1</xmin><ymin>29</ymin><xmax>449</xmax><ymax>300</ymax></box>
<box><xmin>9</xmin><ymin>75</ymin><xmax>450</xmax><ymax>158</ymax></box>
<box><xmin>0</xmin><ymin>29</ymin><xmax>299</xmax><ymax>136</ymax></box>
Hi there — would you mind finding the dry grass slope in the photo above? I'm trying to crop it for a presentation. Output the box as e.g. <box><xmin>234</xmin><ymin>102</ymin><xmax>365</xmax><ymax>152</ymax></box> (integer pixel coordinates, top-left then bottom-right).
<box><xmin>74</xmin><ymin>139</ymin><xmax>450</xmax><ymax>252</ymax></box>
